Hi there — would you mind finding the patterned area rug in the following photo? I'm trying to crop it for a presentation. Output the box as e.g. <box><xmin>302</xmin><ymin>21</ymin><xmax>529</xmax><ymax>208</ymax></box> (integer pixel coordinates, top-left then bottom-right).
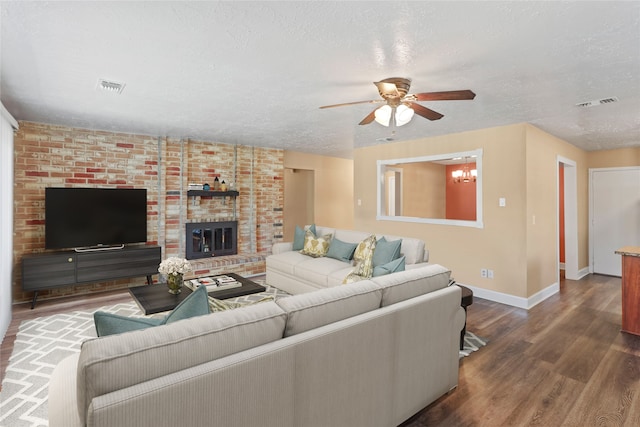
<box><xmin>0</xmin><ymin>282</ymin><xmax>486</xmax><ymax>427</ymax></box>
<box><xmin>460</xmin><ymin>331</ymin><xmax>488</xmax><ymax>358</ymax></box>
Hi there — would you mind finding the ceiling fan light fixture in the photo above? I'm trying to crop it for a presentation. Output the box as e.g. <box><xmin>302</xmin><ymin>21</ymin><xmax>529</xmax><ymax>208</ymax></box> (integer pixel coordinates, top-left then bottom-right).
<box><xmin>395</xmin><ymin>104</ymin><xmax>414</xmax><ymax>126</ymax></box>
<box><xmin>374</xmin><ymin>105</ymin><xmax>392</xmax><ymax>126</ymax></box>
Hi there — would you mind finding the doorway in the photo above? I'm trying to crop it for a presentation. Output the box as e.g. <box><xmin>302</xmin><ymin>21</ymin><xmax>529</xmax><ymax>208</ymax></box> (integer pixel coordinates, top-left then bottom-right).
<box><xmin>558</xmin><ymin>156</ymin><xmax>579</xmax><ymax>280</ymax></box>
<box><xmin>384</xmin><ymin>168</ymin><xmax>403</xmax><ymax>216</ymax></box>
<box><xmin>284</xmin><ymin>168</ymin><xmax>314</xmax><ymax>241</ymax></box>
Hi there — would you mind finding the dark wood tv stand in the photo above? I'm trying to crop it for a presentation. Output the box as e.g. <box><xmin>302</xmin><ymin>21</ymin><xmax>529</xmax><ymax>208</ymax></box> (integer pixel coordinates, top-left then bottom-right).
<box><xmin>22</xmin><ymin>245</ymin><xmax>161</xmax><ymax>308</ymax></box>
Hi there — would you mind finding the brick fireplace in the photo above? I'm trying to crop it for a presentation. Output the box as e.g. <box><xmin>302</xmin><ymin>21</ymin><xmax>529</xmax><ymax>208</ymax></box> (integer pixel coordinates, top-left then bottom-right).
<box><xmin>12</xmin><ymin>121</ymin><xmax>284</xmax><ymax>303</ymax></box>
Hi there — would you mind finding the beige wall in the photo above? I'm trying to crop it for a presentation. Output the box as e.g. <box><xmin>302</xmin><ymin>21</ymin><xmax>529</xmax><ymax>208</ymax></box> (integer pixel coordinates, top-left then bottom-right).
<box><xmin>283</xmin><ymin>151</ymin><xmax>354</xmax><ymax>234</ymax></box>
<box><xmin>353</xmin><ymin>123</ymin><xmax>596</xmax><ymax>300</ymax></box>
<box><xmin>587</xmin><ymin>147</ymin><xmax>640</xmax><ymax>168</ymax></box>
<box><xmin>524</xmin><ymin>124</ymin><xmax>589</xmax><ymax>296</ymax></box>
<box><xmin>400</xmin><ymin>162</ymin><xmax>446</xmax><ymax>218</ymax></box>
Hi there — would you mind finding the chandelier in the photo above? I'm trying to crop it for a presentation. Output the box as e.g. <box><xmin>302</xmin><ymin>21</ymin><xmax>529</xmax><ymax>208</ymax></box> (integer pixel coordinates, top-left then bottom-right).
<box><xmin>452</xmin><ymin>159</ymin><xmax>477</xmax><ymax>184</ymax></box>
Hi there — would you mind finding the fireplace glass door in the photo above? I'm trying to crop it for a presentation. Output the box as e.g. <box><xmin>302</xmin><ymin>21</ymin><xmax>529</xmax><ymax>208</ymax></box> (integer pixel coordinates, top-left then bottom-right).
<box><xmin>186</xmin><ymin>221</ymin><xmax>237</xmax><ymax>259</ymax></box>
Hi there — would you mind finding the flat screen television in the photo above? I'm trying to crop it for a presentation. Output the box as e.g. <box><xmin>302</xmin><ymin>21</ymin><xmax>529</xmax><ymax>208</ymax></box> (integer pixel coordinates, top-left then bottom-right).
<box><xmin>45</xmin><ymin>187</ymin><xmax>148</xmax><ymax>250</ymax></box>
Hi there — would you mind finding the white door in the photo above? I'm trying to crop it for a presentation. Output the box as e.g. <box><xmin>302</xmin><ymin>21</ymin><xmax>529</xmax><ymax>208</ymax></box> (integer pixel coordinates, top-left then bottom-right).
<box><xmin>591</xmin><ymin>168</ymin><xmax>640</xmax><ymax>276</ymax></box>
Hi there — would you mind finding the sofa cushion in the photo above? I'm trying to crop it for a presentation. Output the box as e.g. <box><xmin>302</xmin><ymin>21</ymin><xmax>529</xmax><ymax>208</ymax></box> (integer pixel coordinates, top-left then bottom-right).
<box><xmin>293</xmin><ymin>224</ymin><xmax>316</xmax><ymax>251</ymax></box>
<box><xmin>373</xmin><ymin>256</ymin><xmax>406</xmax><ymax>277</ymax></box>
<box><xmin>300</xmin><ymin>229</ymin><xmax>333</xmax><ymax>258</ymax></box>
<box><xmin>326</xmin><ymin>237</ymin><xmax>358</xmax><ymax>262</ymax></box>
<box><xmin>93</xmin><ymin>285</ymin><xmax>210</xmax><ymax>337</ymax></box>
<box><xmin>276</xmin><ymin>280</ymin><xmax>382</xmax><ymax>337</ymax></box>
<box><xmin>386</xmin><ymin>235</ymin><xmax>425</xmax><ymax>265</ymax></box>
<box><xmin>372</xmin><ymin>264</ymin><xmax>451</xmax><ymax>307</ymax></box>
<box><xmin>372</xmin><ymin>237</ymin><xmax>402</xmax><ymax>267</ymax></box>
<box><xmin>267</xmin><ymin>250</ymin><xmax>312</xmax><ymax>275</ymax></box>
<box><xmin>331</xmin><ymin>229</ymin><xmax>371</xmax><ymax>244</ymax></box>
<box><xmin>76</xmin><ymin>301</ymin><xmax>287</xmax><ymax>425</ymax></box>
<box><xmin>294</xmin><ymin>256</ymin><xmax>351</xmax><ymax>287</ymax></box>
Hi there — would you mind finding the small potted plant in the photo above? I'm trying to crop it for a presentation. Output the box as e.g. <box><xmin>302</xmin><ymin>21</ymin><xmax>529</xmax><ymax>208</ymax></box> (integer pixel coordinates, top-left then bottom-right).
<box><xmin>158</xmin><ymin>257</ymin><xmax>192</xmax><ymax>294</ymax></box>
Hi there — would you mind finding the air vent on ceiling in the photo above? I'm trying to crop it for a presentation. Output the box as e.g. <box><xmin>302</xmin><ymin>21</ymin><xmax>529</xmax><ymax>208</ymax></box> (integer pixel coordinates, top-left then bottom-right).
<box><xmin>575</xmin><ymin>97</ymin><xmax>618</xmax><ymax>108</ymax></box>
<box><xmin>376</xmin><ymin>137</ymin><xmax>394</xmax><ymax>142</ymax></box>
<box><xmin>97</xmin><ymin>79</ymin><xmax>125</xmax><ymax>94</ymax></box>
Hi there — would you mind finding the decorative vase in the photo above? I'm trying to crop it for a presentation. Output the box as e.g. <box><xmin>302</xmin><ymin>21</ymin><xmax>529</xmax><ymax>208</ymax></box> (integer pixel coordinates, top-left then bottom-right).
<box><xmin>167</xmin><ymin>273</ymin><xmax>184</xmax><ymax>294</ymax></box>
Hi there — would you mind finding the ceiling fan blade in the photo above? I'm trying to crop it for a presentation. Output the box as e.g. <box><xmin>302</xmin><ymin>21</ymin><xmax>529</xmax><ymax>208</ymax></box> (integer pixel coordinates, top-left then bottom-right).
<box><xmin>374</xmin><ymin>81</ymin><xmax>400</xmax><ymax>97</ymax></box>
<box><xmin>413</xmin><ymin>90</ymin><xmax>476</xmax><ymax>101</ymax></box>
<box><xmin>358</xmin><ymin>108</ymin><xmax>378</xmax><ymax>125</ymax></box>
<box><xmin>408</xmin><ymin>102</ymin><xmax>444</xmax><ymax>121</ymax></box>
<box><xmin>319</xmin><ymin>99</ymin><xmax>381</xmax><ymax>109</ymax></box>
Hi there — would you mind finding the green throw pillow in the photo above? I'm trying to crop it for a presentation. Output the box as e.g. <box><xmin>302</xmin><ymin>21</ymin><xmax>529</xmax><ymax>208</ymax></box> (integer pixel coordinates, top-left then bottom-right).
<box><xmin>293</xmin><ymin>224</ymin><xmax>317</xmax><ymax>251</ymax></box>
<box><xmin>326</xmin><ymin>238</ymin><xmax>358</xmax><ymax>263</ymax></box>
<box><xmin>94</xmin><ymin>285</ymin><xmax>210</xmax><ymax>337</ymax></box>
<box><xmin>373</xmin><ymin>256</ymin><xmax>406</xmax><ymax>277</ymax></box>
<box><xmin>372</xmin><ymin>237</ymin><xmax>402</xmax><ymax>267</ymax></box>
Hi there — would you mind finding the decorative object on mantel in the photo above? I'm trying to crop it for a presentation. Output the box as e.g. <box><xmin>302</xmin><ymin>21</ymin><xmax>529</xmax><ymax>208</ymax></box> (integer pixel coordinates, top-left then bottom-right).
<box><xmin>202</xmin><ymin>183</ymin><xmax>210</xmax><ymax>191</ymax></box>
<box><xmin>213</xmin><ymin>176</ymin><xmax>220</xmax><ymax>190</ymax></box>
<box><xmin>220</xmin><ymin>180</ymin><xmax>227</xmax><ymax>191</ymax></box>
<box><xmin>158</xmin><ymin>257</ymin><xmax>192</xmax><ymax>294</ymax></box>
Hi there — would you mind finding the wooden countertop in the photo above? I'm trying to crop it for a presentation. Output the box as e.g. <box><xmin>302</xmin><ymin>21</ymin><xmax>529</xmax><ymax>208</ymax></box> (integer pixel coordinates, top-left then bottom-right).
<box><xmin>615</xmin><ymin>246</ymin><xmax>640</xmax><ymax>257</ymax></box>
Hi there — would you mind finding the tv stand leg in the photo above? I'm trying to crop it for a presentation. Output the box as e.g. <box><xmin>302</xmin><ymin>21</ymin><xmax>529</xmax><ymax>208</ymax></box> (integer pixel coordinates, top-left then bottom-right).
<box><xmin>31</xmin><ymin>291</ymin><xmax>38</xmax><ymax>309</ymax></box>
<box><xmin>146</xmin><ymin>275</ymin><xmax>153</xmax><ymax>285</ymax></box>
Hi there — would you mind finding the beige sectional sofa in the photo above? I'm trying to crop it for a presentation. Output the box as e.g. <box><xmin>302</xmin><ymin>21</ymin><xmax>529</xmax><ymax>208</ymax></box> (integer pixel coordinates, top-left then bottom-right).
<box><xmin>48</xmin><ymin>264</ymin><xmax>465</xmax><ymax>427</ymax></box>
<box><xmin>266</xmin><ymin>226</ymin><xmax>430</xmax><ymax>294</ymax></box>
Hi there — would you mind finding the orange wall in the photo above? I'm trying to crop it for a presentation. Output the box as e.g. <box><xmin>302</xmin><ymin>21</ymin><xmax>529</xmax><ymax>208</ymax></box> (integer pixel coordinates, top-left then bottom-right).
<box><xmin>445</xmin><ymin>163</ymin><xmax>477</xmax><ymax>220</ymax></box>
<box><xmin>559</xmin><ymin>164</ymin><xmax>565</xmax><ymax>263</ymax></box>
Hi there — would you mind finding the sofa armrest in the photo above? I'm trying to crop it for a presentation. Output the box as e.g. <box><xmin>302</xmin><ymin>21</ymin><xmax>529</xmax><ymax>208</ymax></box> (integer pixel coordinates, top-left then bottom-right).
<box><xmin>49</xmin><ymin>353</ymin><xmax>82</xmax><ymax>427</ymax></box>
<box><xmin>272</xmin><ymin>242</ymin><xmax>293</xmax><ymax>255</ymax></box>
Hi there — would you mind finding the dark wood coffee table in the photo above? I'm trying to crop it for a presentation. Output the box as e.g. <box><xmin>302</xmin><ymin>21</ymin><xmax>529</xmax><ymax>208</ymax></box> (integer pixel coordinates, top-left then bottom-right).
<box><xmin>129</xmin><ymin>273</ymin><xmax>266</xmax><ymax>315</ymax></box>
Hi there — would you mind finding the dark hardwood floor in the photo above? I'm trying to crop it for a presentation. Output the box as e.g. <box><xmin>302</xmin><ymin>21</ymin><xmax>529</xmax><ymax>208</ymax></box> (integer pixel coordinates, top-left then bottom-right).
<box><xmin>403</xmin><ymin>273</ymin><xmax>640</xmax><ymax>427</ymax></box>
<box><xmin>2</xmin><ymin>274</ymin><xmax>639</xmax><ymax>426</ymax></box>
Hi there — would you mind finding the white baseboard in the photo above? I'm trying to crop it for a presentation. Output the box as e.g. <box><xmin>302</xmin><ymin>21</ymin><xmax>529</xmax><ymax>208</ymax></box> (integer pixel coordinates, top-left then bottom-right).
<box><xmin>577</xmin><ymin>267</ymin><xmax>590</xmax><ymax>279</ymax></box>
<box><xmin>457</xmin><ymin>281</ymin><xmax>560</xmax><ymax>310</ymax></box>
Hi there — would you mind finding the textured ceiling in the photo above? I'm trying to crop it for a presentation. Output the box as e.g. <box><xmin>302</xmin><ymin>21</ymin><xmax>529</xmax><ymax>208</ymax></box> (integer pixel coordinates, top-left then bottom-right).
<box><xmin>1</xmin><ymin>1</ymin><xmax>639</xmax><ymax>159</ymax></box>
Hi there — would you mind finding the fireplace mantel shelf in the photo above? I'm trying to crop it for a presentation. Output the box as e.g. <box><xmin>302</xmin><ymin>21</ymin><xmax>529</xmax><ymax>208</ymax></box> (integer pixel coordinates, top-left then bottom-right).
<box><xmin>187</xmin><ymin>190</ymin><xmax>239</xmax><ymax>198</ymax></box>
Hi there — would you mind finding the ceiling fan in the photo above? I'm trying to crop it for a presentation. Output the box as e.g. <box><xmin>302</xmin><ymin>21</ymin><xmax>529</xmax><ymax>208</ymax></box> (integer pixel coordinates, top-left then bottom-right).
<box><xmin>319</xmin><ymin>77</ymin><xmax>475</xmax><ymax>127</ymax></box>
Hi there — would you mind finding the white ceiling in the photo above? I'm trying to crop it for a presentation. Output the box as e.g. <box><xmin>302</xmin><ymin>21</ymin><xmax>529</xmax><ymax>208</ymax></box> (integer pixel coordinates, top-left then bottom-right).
<box><xmin>1</xmin><ymin>1</ymin><xmax>639</xmax><ymax>159</ymax></box>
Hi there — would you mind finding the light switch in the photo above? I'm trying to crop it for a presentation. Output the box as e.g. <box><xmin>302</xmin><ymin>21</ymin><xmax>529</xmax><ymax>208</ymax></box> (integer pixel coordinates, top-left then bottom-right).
<box><xmin>499</xmin><ymin>197</ymin><xmax>506</xmax><ymax>207</ymax></box>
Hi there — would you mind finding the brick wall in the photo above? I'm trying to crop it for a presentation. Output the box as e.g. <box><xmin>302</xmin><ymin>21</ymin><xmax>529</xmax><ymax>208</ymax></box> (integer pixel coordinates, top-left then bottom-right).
<box><xmin>12</xmin><ymin>122</ymin><xmax>283</xmax><ymax>303</ymax></box>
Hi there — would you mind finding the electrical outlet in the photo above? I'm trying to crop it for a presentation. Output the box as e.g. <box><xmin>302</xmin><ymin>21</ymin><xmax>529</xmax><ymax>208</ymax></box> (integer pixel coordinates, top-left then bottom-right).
<box><xmin>488</xmin><ymin>269</ymin><xmax>494</xmax><ymax>279</ymax></box>
<box><xmin>481</xmin><ymin>268</ymin><xmax>488</xmax><ymax>278</ymax></box>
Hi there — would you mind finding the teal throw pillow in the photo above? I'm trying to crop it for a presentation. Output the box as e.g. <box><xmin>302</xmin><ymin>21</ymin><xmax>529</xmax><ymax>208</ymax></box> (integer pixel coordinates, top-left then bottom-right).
<box><xmin>293</xmin><ymin>224</ymin><xmax>317</xmax><ymax>251</ymax></box>
<box><xmin>93</xmin><ymin>312</ymin><xmax>163</xmax><ymax>337</ymax></box>
<box><xmin>372</xmin><ymin>237</ymin><xmax>402</xmax><ymax>267</ymax></box>
<box><xmin>326</xmin><ymin>237</ymin><xmax>358</xmax><ymax>262</ymax></box>
<box><xmin>373</xmin><ymin>256</ymin><xmax>406</xmax><ymax>277</ymax></box>
<box><xmin>164</xmin><ymin>285</ymin><xmax>211</xmax><ymax>324</ymax></box>
<box><xmin>94</xmin><ymin>285</ymin><xmax>210</xmax><ymax>337</ymax></box>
